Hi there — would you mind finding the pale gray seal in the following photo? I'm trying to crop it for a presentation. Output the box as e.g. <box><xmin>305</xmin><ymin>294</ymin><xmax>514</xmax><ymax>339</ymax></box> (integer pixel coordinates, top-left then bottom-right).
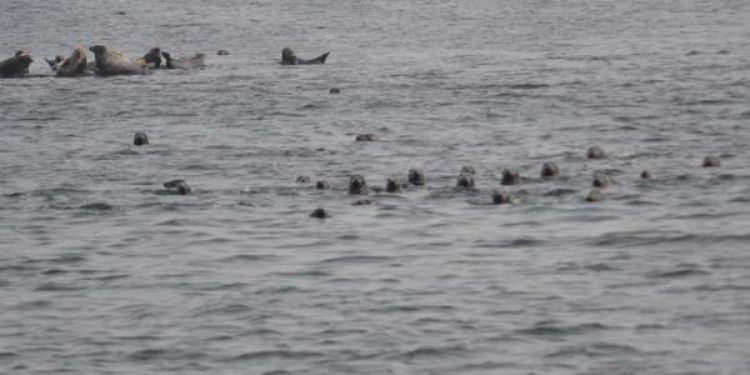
<box><xmin>586</xmin><ymin>188</ymin><xmax>603</xmax><ymax>202</ymax></box>
<box><xmin>50</xmin><ymin>46</ymin><xmax>88</xmax><ymax>76</ymax></box>
<box><xmin>89</xmin><ymin>45</ymin><xmax>144</xmax><ymax>76</ymax></box>
<box><xmin>281</xmin><ymin>47</ymin><xmax>330</xmax><ymax>65</ymax></box>
<box><xmin>349</xmin><ymin>175</ymin><xmax>369</xmax><ymax>194</ymax></box>
<box><xmin>0</xmin><ymin>51</ymin><xmax>32</xmax><ymax>78</ymax></box>
<box><xmin>587</xmin><ymin>146</ymin><xmax>606</xmax><ymax>159</ymax></box>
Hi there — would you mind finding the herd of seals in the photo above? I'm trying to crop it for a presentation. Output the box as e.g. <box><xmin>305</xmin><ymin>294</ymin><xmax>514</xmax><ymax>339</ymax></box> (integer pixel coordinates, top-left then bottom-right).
<box><xmin>3</xmin><ymin>44</ymin><xmax>722</xmax><ymax>220</ymax></box>
<box><xmin>0</xmin><ymin>45</ymin><xmax>329</xmax><ymax>77</ymax></box>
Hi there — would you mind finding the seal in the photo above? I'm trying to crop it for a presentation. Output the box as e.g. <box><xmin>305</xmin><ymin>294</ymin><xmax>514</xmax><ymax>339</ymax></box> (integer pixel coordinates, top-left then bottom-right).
<box><xmin>355</xmin><ymin>134</ymin><xmax>377</xmax><ymax>142</ymax></box>
<box><xmin>702</xmin><ymin>156</ymin><xmax>720</xmax><ymax>167</ymax></box>
<box><xmin>586</xmin><ymin>188</ymin><xmax>603</xmax><ymax>202</ymax></box>
<box><xmin>217</xmin><ymin>49</ymin><xmax>230</xmax><ymax>56</ymax></box>
<box><xmin>461</xmin><ymin>166</ymin><xmax>476</xmax><ymax>176</ymax></box>
<box><xmin>51</xmin><ymin>46</ymin><xmax>88</xmax><ymax>76</ymax></box>
<box><xmin>457</xmin><ymin>171</ymin><xmax>475</xmax><ymax>188</ymax></box>
<box><xmin>640</xmin><ymin>170</ymin><xmax>651</xmax><ymax>179</ymax></box>
<box><xmin>89</xmin><ymin>45</ymin><xmax>144</xmax><ymax>76</ymax></box>
<box><xmin>141</xmin><ymin>47</ymin><xmax>162</xmax><ymax>68</ymax></box>
<box><xmin>541</xmin><ymin>162</ymin><xmax>560</xmax><ymax>178</ymax></box>
<box><xmin>587</xmin><ymin>146</ymin><xmax>606</xmax><ymax>159</ymax></box>
<box><xmin>330</xmin><ymin>87</ymin><xmax>341</xmax><ymax>94</ymax></box>
<box><xmin>281</xmin><ymin>47</ymin><xmax>330</xmax><ymax>65</ymax></box>
<box><xmin>161</xmin><ymin>51</ymin><xmax>206</xmax><ymax>70</ymax></box>
<box><xmin>408</xmin><ymin>168</ymin><xmax>426</xmax><ymax>186</ymax></box>
<box><xmin>492</xmin><ymin>190</ymin><xmax>511</xmax><ymax>204</ymax></box>
<box><xmin>310</xmin><ymin>207</ymin><xmax>329</xmax><ymax>219</ymax></box>
<box><xmin>385</xmin><ymin>177</ymin><xmax>402</xmax><ymax>193</ymax></box>
<box><xmin>133</xmin><ymin>131</ymin><xmax>149</xmax><ymax>146</ymax></box>
<box><xmin>316</xmin><ymin>180</ymin><xmax>330</xmax><ymax>190</ymax></box>
<box><xmin>349</xmin><ymin>175</ymin><xmax>369</xmax><ymax>195</ymax></box>
<box><xmin>163</xmin><ymin>179</ymin><xmax>191</xmax><ymax>195</ymax></box>
<box><xmin>501</xmin><ymin>168</ymin><xmax>521</xmax><ymax>185</ymax></box>
<box><xmin>592</xmin><ymin>173</ymin><xmax>611</xmax><ymax>188</ymax></box>
<box><xmin>0</xmin><ymin>51</ymin><xmax>33</xmax><ymax>78</ymax></box>
<box><xmin>296</xmin><ymin>175</ymin><xmax>311</xmax><ymax>183</ymax></box>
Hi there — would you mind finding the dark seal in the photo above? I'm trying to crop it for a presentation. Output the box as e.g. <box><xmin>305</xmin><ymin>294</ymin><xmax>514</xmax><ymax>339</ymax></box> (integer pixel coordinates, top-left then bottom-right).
<box><xmin>501</xmin><ymin>168</ymin><xmax>521</xmax><ymax>186</ymax></box>
<box><xmin>315</xmin><ymin>180</ymin><xmax>330</xmax><ymax>190</ymax></box>
<box><xmin>0</xmin><ymin>51</ymin><xmax>33</xmax><ymax>78</ymax></box>
<box><xmin>702</xmin><ymin>156</ymin><xmax>720</xmax><ymax>167</ymax></box>
<box><xmin>385</xmin><ymin>177</ymin><xmax>402</xmax><ymax>193</ymax></box>
<box><xmin>492</xmin><ymin>190</ymin><xmax>511</xmax><ymax>204</ymax></box>
<box><xmin>133</xmin><ymin>131</ymin><xmax>149</xmax><ymax>146</ymax></box>
<box><xmin>457</xmin><ymin>171</ymin><xmax>475</xmax><ymax>188</ymax></box>
<box><xmin>408</xmin><ymin>168</ymin><xmax>426</xmax><ymax>186</ymax></box>
<box><xmin>592</xmin><ymin>173</ymin><xmax>611</xmax><ymax>188</ymax></box>
<box><xmin>164</xmin><ymin>179</ymin><xmax>191</xmax><ymax>195</ymax></box>
<box><xmin>541</xmin><ymin>162</ymin><xmax>560</xmax><ymax>178</ymax></box>
<box><xmin>310</xmin><ymin>207</ymin><xmax>329</xmax><ymax>219</ymax></box>
<box><xmin>281</xmin><ymin>47</ymin><xmax>330</xmax><ymax>65</ymax></box>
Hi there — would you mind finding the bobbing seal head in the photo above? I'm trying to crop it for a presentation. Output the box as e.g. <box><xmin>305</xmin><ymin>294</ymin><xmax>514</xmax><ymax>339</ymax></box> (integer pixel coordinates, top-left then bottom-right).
<box><xmin>349</xmin><ymin>175</ymin><xmax>369</xmax><ymax>195</ymax></box>
<box><xmin>385</xmin><ymin>177</ymin><xmax>402</xmax><ymax>193</ymax></box>
<box><xmin>501</xmin><ymin>168</ymin><xmax>521</xmax><ymax>185</ymax></box>
<box><xmin>408</xmin><ymin>168</ymin><xmax>426</xmax><ymax>186</ymax></box>
<box><xmin>134</xmin><ymin>131</ymin><xmax>149</xmax><ymax>146</ymax></box>
<box><xmin>456</xmin><ymin>171</ymin><xmax>475</xmax><ymax>188</ymax></box>
<box><xmin>281</xmin><ymin>47</ymin><xmax>299</xmax><ymax>65</ymax></box>
<box><xmin>164</xmin><ymin>179</ymin><xmax>191</xmax><ymax>195</ymax></box>
<box><xmin>143</xmin><ymin>47</ymin><xmax>162</xmax><ymax>68</ymax></box>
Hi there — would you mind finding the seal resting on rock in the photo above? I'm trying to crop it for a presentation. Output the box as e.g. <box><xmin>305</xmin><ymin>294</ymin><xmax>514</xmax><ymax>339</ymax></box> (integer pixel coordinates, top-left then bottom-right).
<box><xmin>281</xmin><ymin>47</ymin><xmax>330</xmax><ymax>65</ymax></box>
<box><xmin>501</xmin><ymin>168</ymin><xmax>521</xmax><ymax>185</ymax></box>
<box><xmin>163</xmin><ymin>179</ymin><xmax>191</xmax><ymax>195</ymax></box>
<box><xmin>161</xmin><ymin>51</ymin><xmax>206</xmax><ymax>70</ymax></box>
<box><xmin>141</xmin><ymin>47</ymin><xmax>163</xmax><ymax>68</ymax></box>
<box><xmin>408</xmin><ymin>168</ymin><xmax>426</xmax><ymax>186</ymax></box>
<box><xmin>0</xmin><ymin>51</ymin><xmax>33</xmax><ymax>78</ymax></box>
<box><xmin>541</xmin><ymin>162</ymin><xmax>560</xmax><ymax>178</ymax></box>
<box><xmin>702</xmin><ymin>156</ymin><xmax>720</xmax><ymax>167</ymax></box>
<box><xmin>587</xmin><ymin>146</ymin><xmax>606</xmax><ymax>159</ymax></box>
<box><xmin>133</xmin><ymin>131</ymin><xmax>149</xmax><ymax>146</ymax></box>
<box><xmin>349</xmin><ymin>175</ymin><xmax>369</xmax><ymax>195</ymax></box>
<box><xmin>385</xmin><ymin>177</ymin><xmax>402</xmax><ymax>193</ymax></box>
<box><xmin>89</xmin><ymin>45</ymin><xmax>144</xmax><ymax>76</ymax></box>
<box><xmin>50</xmin><ymin>46</ymin><xmax>88</xmax><ymax>76</ymax></box>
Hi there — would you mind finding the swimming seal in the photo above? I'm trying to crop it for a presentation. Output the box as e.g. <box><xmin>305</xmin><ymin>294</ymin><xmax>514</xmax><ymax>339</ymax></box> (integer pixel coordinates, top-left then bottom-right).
<box><xmin>310</xmin><ymin>207</ymin><xmax>329</xmax><ymax>219</ymax></box>
<box><xmin>586</xmin><ymin>188</ymin><xmax>603</xmax><ymax>202</ymax></box>
<box><xmin>408</xmin><ymin>168</ymin><xmax>426</xmax><ymax>186</ymax></box>
<box><xmin>541</xmin><ymin>162</ymin><xmax>560</xmax><ymax>178</ymax></box>
<box><xmin>133</xmin><ymin>131</ymin><xmax>149</xmax><ymax>146</ymax></box>
<box><xmin>702</xmin><ymin>156</ymin><xmax>720</xmax><ymax>167</ymax></box>
<box><xmin>640</xmin><ymin>170</ymin><xmax>651</xmax><ymax>179</ymax></box>
<box><xmin>355</xmin><ymin>134</ymin><xmax>377</xmax><ymax>142</ymax></box>
<box><xmin>281</xmin><ymin>47</ymin><xmax>330</xmax><ymax>65</ymax></box>
<box><xmin>457</xmin><ymin>172</ymin><xmax>475</xmax><ymax>188</ymax></box>
<box><xmin>492</xmin><ymin>190</ymin><xmax>511</xmax><ymax>204</ymax></box>
<box><xmin>385</xmin><ymin>177</ymin><xmax>402</xmax><ymax>193</ymax></box>
<box><xmin>0</xmin><ymin>51</ymin><xmax>33</xmax><ymax>78</ymax></box>
<box><xmin>349</xmin><ymin>175</ymin><xmax>369</xmax><ymax>195</ymax></box>
<box><xmin>587</xmin><ymin>146</ymin><xmax>606</xmax><ymax>159</ymax></box>
<box><xmin>592</xmin><ymin>173</ymin><xmax>611</xmax><ymax>188</ymax></box>
<box><xmin>315</xmin><ymin>180</ymin><xmax>330</xmax><ymax>190</ymax></box>
<box><xmin>296</xmin><ymin>175</ymin><xmax>311</xmax><ymax>183</ymax></box>
<box><xmin>163</xmin><ymin>179</ymin><xmax>191</xmax><ymax>195</ymax></box>
<box><xmin>89</xmin><ymin>45</ymin><xmax>144</xmax><ymax>76</ymax></box>
<box><xmin>501</xmin><ymin>168</ymin><xmax>521</xmax><ymax>185</ymax></box>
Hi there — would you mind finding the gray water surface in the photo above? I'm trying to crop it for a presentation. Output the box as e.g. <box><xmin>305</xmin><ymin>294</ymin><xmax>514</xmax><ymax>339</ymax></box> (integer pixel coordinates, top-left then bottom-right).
<box><xmin>2</xmin><ymin>0</ymin><xmax>750</xmax><ymax>374</ymax></box>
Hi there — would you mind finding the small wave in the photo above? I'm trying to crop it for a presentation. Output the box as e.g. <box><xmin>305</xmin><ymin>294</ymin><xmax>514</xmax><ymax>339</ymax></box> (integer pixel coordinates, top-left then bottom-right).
<box><xmin>516</xmin><ymin>322</ymin><xmax>610</xmax><ymax>336</ymax></box>
<box><xmin>546</xmin><ymin>342</ymin><xmax>640</xmax><ymax>358</ymax></box>
<box><xmin>79</xmin><ymin>202</ymin><xmax>115</xmax><ymax>211</ymax></box>
<box><xmin>395</xmin><ymin>345</ymin><xmax>467</xmax><ymax>360</ymax></box>
<box><xmin>34</xmin><ymin>282</ymin><xmax>86</xmax><ymax>291</ymax></box>
<box><xmin>128</xmin><ymin>348</ymin><xmax>166</xmax><ymax>361</ymax></box>
<box><xmin>231</xmin><ymin>350</ymin><xmax>323</xmax><ymax>361</ymax></box>
<box><xmin>647</xmin><ymin>268</ymin><xmax>710</xmax><ymax>279</ymax></box>
<box><xmin>319</xmin><ymin>255</ymin><xmax>392</xmax><ymax>264</ymax></box>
